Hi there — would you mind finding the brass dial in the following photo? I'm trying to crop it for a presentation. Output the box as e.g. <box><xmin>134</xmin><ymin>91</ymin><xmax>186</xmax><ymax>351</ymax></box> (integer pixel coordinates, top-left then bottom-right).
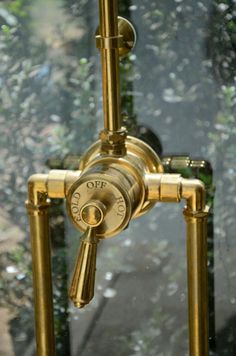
<box><xmin>67</xmin><ymin>168</ymin><xmax>133</xmax><ymax>238</ymax></box>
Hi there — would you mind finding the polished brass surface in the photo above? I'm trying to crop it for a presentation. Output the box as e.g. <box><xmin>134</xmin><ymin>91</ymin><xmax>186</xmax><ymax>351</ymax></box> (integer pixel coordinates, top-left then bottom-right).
<box><xmin>69</xmin><ymin>227</ymin><xmax>99</xmax><ymax>308</ymax></box>
<box><xmin>26</xmin><ymin>176</ymin><xmax>55</xmax><ymax>356</ymax></box>
<box><xmin>26</xmin><ymin>1</ymin><xmax>210</xmax><ymax>355</ymax></box>
<box><xmin>98</xmin><ymin>0</ymin><xmax>121</xmax><ymax>133</ymax></box>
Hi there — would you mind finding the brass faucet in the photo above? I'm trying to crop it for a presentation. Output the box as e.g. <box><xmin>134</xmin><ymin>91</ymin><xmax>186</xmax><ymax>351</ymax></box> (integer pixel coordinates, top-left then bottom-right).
<box><xmin>26</xmin><ymin>1</ymin><xmax>209</xmax><ymax>355</ymax></box>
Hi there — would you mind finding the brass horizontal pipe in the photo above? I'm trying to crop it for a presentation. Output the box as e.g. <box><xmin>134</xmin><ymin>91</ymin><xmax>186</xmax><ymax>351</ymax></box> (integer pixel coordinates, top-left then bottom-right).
<box><xmin>145</xmin><ymin>173</ymin><xmax>206</xmax><ymax>210</ymax></box>
<box><xmin>27</xmin><ymin>170</ymin><xmax>81</xmax><ymax>201</ymax></box>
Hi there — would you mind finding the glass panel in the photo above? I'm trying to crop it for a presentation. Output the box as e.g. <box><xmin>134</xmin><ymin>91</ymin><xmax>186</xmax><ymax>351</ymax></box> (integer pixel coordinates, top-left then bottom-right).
<box><xmin>0</xmin><ymin>1</ymin><xmax>97</xmax><ymax>355</ymax></box>
<box><xmin>0</xmin><ymin>1</ymin><xmax>236</xmax><ymax>356</ymax></box>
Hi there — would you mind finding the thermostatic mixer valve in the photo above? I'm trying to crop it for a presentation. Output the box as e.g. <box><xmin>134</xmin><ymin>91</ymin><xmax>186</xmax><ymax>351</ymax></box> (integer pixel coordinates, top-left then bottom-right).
<box><xmin>26</xmin><ymin>1</ymin><xmax>210</xmax><ymax>356</ymax></box>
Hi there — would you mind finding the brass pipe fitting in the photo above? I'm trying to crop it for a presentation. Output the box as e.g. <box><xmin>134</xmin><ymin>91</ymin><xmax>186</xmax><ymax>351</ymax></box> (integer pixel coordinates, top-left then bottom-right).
<box><xmin>27</xmin><ymin>174</ymin><xmax>48</xmax><ymax>204</ymax></box>
<box><xmin>145</xmin><ymin>173</ymin><xmax>206</xmax><ymax>211</ymax></box>
<box><xmin>27</xmin><ymin>170</ymin><xmax>82</xmax><ymax>202</ymax></box>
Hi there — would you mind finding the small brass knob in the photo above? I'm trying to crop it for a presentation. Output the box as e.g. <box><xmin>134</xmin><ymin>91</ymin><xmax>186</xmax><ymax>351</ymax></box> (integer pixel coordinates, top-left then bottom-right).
<box><xmin>81</xmin><ymin>200</ymin><xmax>106</xmax><ymax>227</ymax></box>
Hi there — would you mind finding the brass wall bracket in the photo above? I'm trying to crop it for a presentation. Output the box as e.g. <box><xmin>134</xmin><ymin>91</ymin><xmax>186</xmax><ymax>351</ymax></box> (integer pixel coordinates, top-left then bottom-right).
<box><xmin>96</xmin><ymin>16</ymin><xmax>136</xmax><ymax>56</ymax></box>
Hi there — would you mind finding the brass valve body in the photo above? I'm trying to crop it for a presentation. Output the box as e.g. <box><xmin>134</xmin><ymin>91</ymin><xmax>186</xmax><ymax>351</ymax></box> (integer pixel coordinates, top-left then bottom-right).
<box><xmin>67</xmin><ymin>136</ymin><xmax>163</xmax><ymax>237</ymax></box>
<box><xmin>67</xmin><ymin>165</ymin><xmax>133</xmax><ymax>238</ymax></box>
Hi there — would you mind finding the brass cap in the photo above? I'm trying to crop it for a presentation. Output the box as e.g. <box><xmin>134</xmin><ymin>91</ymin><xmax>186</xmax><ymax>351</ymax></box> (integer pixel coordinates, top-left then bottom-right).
<box><xmin>81</xmin><ymin>201</ymin><xmax>106</xmax><ymax>227</ymax></box>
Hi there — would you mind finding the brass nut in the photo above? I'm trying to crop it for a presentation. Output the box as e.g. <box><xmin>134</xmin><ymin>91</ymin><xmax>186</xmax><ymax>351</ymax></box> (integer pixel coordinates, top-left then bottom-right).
<box><xmin>99</xmin><ymin>129</ymin><xmax>127</xmax><ymax>144</ymax></box>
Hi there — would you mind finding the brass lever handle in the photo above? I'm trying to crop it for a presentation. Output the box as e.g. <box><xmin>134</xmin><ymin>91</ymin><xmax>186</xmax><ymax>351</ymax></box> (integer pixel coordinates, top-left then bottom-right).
<box><xmin>69</xmin><ymin>200</ymin><xmax>106</xmax><ymax>308</ymax></box>
<box><xmin>69</xmin><ymin>227</ymin><xmax>99</xmax><ymax>308</ymax></box>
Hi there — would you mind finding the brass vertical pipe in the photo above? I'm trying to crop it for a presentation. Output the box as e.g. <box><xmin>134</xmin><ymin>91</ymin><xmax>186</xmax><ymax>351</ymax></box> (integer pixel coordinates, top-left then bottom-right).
<box><xmin>184</xmin><ymin>210</ymin><xmax>208</xmax><ymax>356</ymax></box>
<box><xmin>161</xmin><ymin>156</ymin><xmax>215</xmax><ymax>353</ymax></box>
<box><xmin>99</xmin><ymin>0</ymin><xmax>121</xmax><ymax>131</ymax></box>
<box><xmin>26</xmin><ymin>175</ymin><xmax>55</xmax><ymax>356</ymax></box>
<box><xmin>182</xmin><ymin>179</ymin><xmax>209</xmax><ymax>356</ymax></box>
<box><xmin>145</xmin><ymin>174</ymin><xmax>209</xmax><ymax>355</ymax></box>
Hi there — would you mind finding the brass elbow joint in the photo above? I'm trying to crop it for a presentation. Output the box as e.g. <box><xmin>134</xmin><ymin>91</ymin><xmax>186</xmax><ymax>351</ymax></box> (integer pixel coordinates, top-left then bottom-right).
<box><xmin>27</xmin><ymin>174</ymin><xmax>48</xmax><ymax>206</ymax></box>
<box><xmin>181</xmin><ymin>178</ymin><xmax>206</xmax><ymax>212</ymax></box>
<box><xmin>26</xmin><ymin>170</ymin><xmax>81</xmax><ymax>206</ymax></box>
<box><xmin>145</xmin><ymin>173</ymin><xmax>207</xmax><ymax>213</ymax></box>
